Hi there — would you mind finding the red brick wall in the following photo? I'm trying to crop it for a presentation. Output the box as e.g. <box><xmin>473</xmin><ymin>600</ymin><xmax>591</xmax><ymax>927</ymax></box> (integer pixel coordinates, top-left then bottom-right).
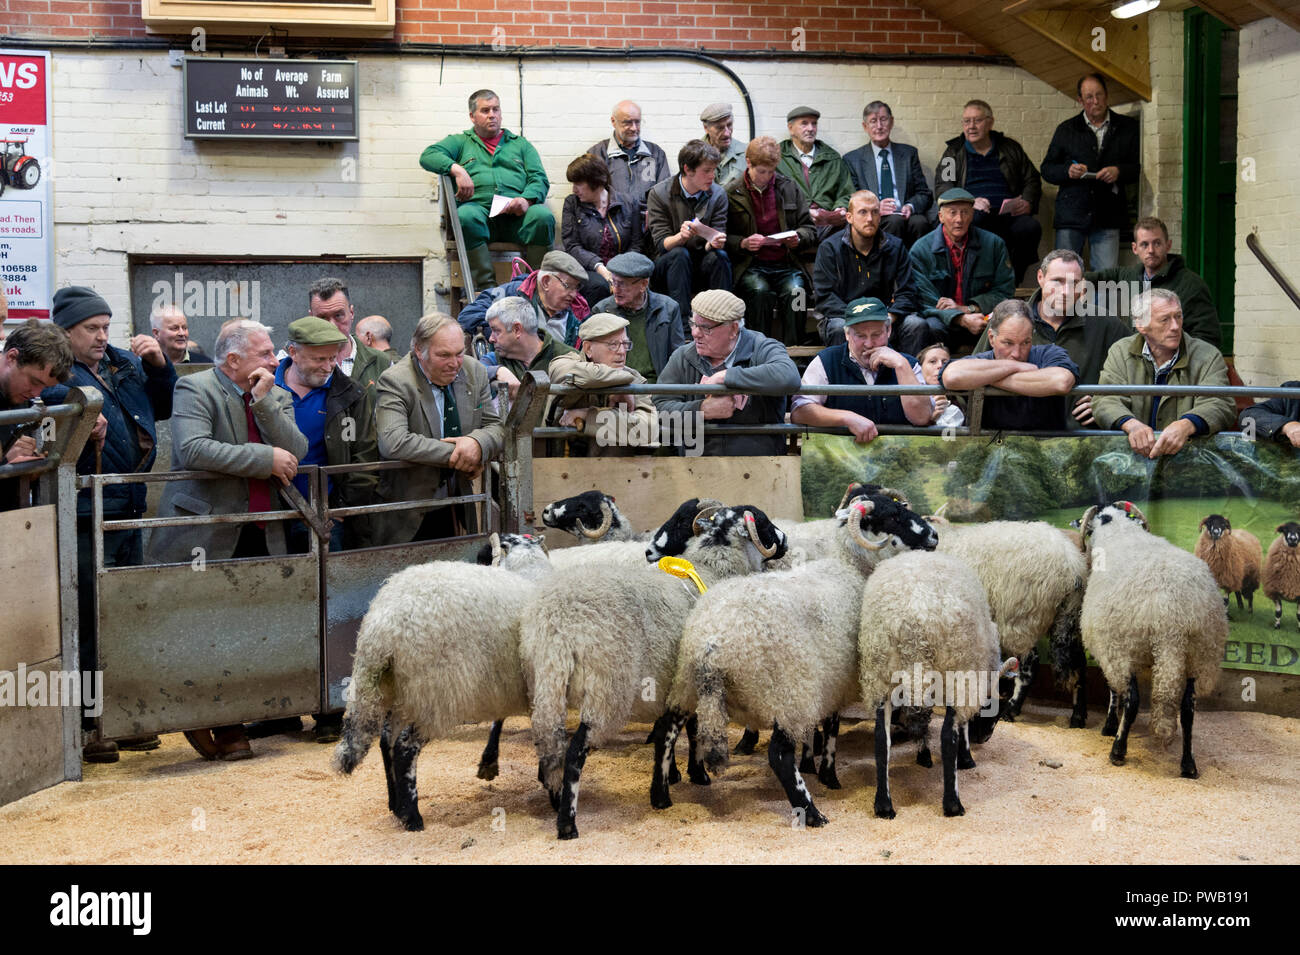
<box><xmin>5</xmin><ymin>0</ymin><xmax>991</xmax><ymax>55</ymax></box>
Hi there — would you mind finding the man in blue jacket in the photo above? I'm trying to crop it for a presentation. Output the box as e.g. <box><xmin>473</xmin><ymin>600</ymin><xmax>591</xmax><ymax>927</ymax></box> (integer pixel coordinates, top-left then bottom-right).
<box><xmin>43</xmin><ymin>285</ymin><xmax>176</xmax><ymax>763</ymax></box>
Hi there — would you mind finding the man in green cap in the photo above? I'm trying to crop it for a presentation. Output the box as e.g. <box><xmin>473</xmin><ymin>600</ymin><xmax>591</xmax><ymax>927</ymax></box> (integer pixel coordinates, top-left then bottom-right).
<box><xmin>791</xmin><ymin>296</ymin><xmax>932</xmax><ymax>444</ymax></box>
<box><xmin>778</xmin><ymin>105</ymin><xmax>854</xmax><ymax>240</ymax></box>
<box><xmin>420</xmin><ymin>89</ymin><xmax>555</xmax><ymax>290</ymax></box>
<box><xmin>274</xmin><ymin>315</ymin><xmax>378</xmax><ymax>553</ymax></box>
<box><xmin>546</xmin><ymin>313</ymin><xmax>658</xmax><ymax>456</ymax></box>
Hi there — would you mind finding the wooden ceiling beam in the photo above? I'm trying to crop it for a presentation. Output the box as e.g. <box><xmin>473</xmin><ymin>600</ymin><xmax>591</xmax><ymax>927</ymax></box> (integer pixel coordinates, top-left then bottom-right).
<box><xmin>1250</xmin><ymin>0</ymin><xmax>1300</xmax><ymax>31</ymax></box>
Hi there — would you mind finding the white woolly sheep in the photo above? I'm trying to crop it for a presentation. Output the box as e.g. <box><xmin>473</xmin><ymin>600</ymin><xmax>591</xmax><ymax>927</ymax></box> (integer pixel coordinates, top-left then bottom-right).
<box><xmin>1263</xmin><ymin>522</ymin><xmax>1300</xmax><ymax>631</ymax></box>
<box><xmin>1079</xmin><ymin>502</ymin><xmax>1228</xmax><ymax>778</ymax></box>
<box><xmin>859</xmin><ymin>550</ymin><xmax>1015</xmax><ymax>818</ymax></box>
<box><xmin>1194</xmin><ymin>514</ymin><xmax>1262</xmax><ymax>615</ymax></box>
<box><xmin>932</xmin><ymin>517</ymin><xmax>1090</xmax><ymax>728</ymax></box>
<box><xmin>659</xmin><ymin>492</ymin><xmax>938</xmax><ymax>827</ymax></box>
<box><xmin>521</xmin><ymin>504</ymin><xmax>788</xmax><ymax>840</ymax></box>
<box><xmin>332</xmin><ymin>533</ymin><xmax>552</xmax><ymax>831</ymax></box>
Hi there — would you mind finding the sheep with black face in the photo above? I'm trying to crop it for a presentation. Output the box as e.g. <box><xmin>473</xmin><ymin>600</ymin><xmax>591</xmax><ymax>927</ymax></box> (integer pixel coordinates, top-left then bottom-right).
<box><xmin>1263</xmin><ymin>522</ymin><xmax>1300</xmax><ymax>631</ymax></box>
<box><xmin>1194</xmin><ymin>514</ymin><xmax>1262</xmax><ymax>616</ymax></box>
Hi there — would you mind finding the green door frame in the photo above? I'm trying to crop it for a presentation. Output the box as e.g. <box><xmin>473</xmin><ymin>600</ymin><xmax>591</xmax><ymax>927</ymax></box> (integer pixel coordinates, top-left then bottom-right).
<box><xmin>1182</xmin><ymin>8</ymin><xmax>1237</xmax><ymax>354</ymax></box>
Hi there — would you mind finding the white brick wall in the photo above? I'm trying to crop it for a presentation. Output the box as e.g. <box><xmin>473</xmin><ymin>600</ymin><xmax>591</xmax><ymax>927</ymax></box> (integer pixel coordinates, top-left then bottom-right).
<box><xmin>1144</xmin><ymin>11</ymin><xmax>1184</xmax><ymax>250</ymax></box>
<box><xmin>50</xmin><ymin>51</ymin><xmax>1156</xmax><ymax>346</ymax></box>
<box><xmin>1233</xmin><ymin>19</ymin><xmax>1300</xmax><ymax>385</ymax></box>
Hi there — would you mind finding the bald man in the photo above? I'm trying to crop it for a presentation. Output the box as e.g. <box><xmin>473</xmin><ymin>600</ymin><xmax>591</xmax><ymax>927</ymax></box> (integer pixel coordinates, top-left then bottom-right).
<box><xmin>356</xmin><ymin>314</ymin><xmax>396</xmax><ymax>358</ymax></box>
<box><xmin>588</xmin><ymin>99</ymin><xmax>670</xmax><ymax>210</ymax></box>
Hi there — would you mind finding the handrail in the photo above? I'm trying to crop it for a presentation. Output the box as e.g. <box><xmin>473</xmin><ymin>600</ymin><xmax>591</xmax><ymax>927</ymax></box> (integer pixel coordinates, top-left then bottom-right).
<box><xmin>1246</xmin><ymin>232</ymin><xmax>1300</xmax><ymax>312</ymax></box>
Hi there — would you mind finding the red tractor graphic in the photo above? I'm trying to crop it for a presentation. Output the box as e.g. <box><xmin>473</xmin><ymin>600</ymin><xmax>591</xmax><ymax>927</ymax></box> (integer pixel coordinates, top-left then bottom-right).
<box><xmin>1</xmin><ymin>138</ymin><xmax>41</xmax><ymax>197</ymax></box>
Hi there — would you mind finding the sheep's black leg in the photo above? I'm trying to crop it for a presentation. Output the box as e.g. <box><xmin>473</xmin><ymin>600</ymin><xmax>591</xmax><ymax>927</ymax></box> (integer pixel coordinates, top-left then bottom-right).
<box><xmin>817</xmin><ymin>713</ymin><xmax>841</xmax><ymax>789</ymax></box>
<box><xmin>915</xmin><ymin>715</ymin><xmax>932</xmax><ymax>768</ymax></box>
<box><xmin>476</xmin><ymin>718</ymin><xmax>504</xmax><ymax>781</ymax></box>
<box><xmin>556</xmin><ymin>721</ymin><xmax>591</xmax><ymax>840</ymax></box>
<box><xmin>798</xmin><ymin>727</ymin><xmax>817</xmax><ymax>775</ymax></box>
<box><xmin>685</xmin><ymin>714</ymin><xmax>710</xmax><ymax>785</ymax></box>
<box><xmin>957</xmin><ymin>721</ymin><xmax>976</xmax><ymax>770</ymax></box>
<box><xmin>1004</xmin><ymin>648</ymin><xmax>1037</xmax><ymax>720</ymax></box>
<box><xmin>734</xmin><ymin>727</ymin><xmax>760</xmax><ymax>755</ymax></box>
<box><xmin>1101</xmin><ymin>688</ymin><xmax>1119</xmax><ymax>736</ymax></box>
<box><xmin>651</xmin><ymin>710</ymin><xmax>687</xmax><ymax>809</ymax></box>
<box><xmin>391</xmin><ymin>723</ymin><xmax>426</xmax><ymax>832</ymax></box>
<box><xmin>1180</xmin><ymin>678</ymin><xmax>1198</xmax><ymax>779</ymax></box>
<box><xmin>1109</xmin><ymin>674</ymin><xmax>1140</xmax><ymax>766</ymax></box>
<box><xmin>379</xmin><ymin>714</ymin><xmax>396</xmax><ymax>813</ymax></box>
<box><xmin>873</xmin><ymin>704</ymin><xmax>895</xmax><ymax>819</ymax></box>
<box><xmin>1273</xmin><ymin>598</ymin><xmax>1283</xmax><ymax>630</ymax></box>
<box><xmin>941</xmin><ymin>707</ymin><xmax>964</xmax><ymax>817</ymax></box>
<box><xmin>1234</xmin><ymin>591</ymin><xmax>1244</xmax><ymax>612</ymax></box>
<box><xmin>768</xmin><ymin>724</ymin><xmax>827</xmax><ymax>827</ymax></box>
<box><xmin>1223</xmin><ymin>592</ymin><xmax>1231</xmax><ymax>611</ymax></box>
<box><xmin>660</xmin><ymin>713</ymin><xmax>682</xmax><ymax>785</ymax></box>
<box><xmin>1070</xmin><ymin>660</ymin><xmax>1088</xmax><ymax>730</ymax></box>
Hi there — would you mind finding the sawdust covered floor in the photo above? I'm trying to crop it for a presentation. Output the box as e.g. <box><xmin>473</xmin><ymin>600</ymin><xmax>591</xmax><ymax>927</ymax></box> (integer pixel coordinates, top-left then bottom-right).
<box><xmin>2</xmin><ymin>704</ymin><xmax>1297</xmax><ymax>865</ymax></box>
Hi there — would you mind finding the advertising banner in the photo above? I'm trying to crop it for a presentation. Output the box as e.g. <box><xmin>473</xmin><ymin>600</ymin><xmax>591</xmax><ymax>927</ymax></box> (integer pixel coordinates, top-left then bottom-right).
<box><xmin>0</xmin><ymin>49</ymin><xmax>53</xmax><ymax>322</ymax></box>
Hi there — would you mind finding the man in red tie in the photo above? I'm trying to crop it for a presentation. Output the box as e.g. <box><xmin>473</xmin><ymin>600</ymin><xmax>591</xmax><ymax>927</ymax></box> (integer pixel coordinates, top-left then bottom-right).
<box><xmin>147</xmin><ymin>319</ymin><xmax>307</xmax><ymax>760</ymax></box>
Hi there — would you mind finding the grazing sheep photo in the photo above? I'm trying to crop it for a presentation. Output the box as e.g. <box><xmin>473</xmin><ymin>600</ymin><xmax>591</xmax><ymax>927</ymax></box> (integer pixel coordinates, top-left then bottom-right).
<box><xmin>1194</xmin><ymin>514</ymin><xmax>1262</xmax><ymax>615</ymax></box>
<box><xmin>1078</xmin><ymin>502</ymin><xmax>1229</xmax><ymax>778</ymax></box>
<box><xmin>1263</xmin><ymin>522</ymin><xmax>1300</xmax><ymax>632</ymax></box>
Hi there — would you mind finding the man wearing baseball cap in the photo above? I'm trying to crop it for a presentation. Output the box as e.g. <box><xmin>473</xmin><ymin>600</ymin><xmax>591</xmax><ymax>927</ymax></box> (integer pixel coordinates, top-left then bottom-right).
<box><xmin>589</xmin><ymin>251</ymin><xmax>684</xmax><ymax>382</ymax></box>
<box><xmin>778</xmin><ymin>105</ymin><xmax>855</xmax><ymax>239</ymax></box>
<box><xmin>545</xmin><ymin>313</ymin><xmax>658</xmax><ymax>456</ymax></box>
<box><xmin>906</xmin><ymin>187</ymin><xmax>1016</xmax><ymax>355</ymax></box>
<box><xmin>654</xmin><ymin>289</ymin><xmax>799</xmax><ymax>456</ymax></box>
<box><xmin>791</xmin><ymin>296</ymin><xmax>932</xmax><ymax>444</ymax></box>
<box><xmin>42</xmin><ymin>285</ymin><xmax>178</xmax><ymax>762</ymax></box>
<box><xmin>699</xmin><ymin>102</ymin><xmax>747</xmax><ymax>186</ymax></box>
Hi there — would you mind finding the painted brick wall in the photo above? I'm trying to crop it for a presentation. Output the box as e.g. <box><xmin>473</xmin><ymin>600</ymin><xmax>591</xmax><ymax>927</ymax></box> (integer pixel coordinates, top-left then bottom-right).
<box><xmin>46</xmin><ymin>50</ymin><xmax>1085</xmax><ymax>346</ymax></box>
<box><xmin>1233</xmin><ymin>18</ymin><xmax>1300</xmax><ymax>386</ymax></box>
<box><xmin>5</xmin><ymin>0</ymin><xmax>992</xmax><ymax>54</ymax></box>
<box><xmin>1142</xmin><ymin>10</ymin><xmax>1183</xmax><ymax>251</ymax></box>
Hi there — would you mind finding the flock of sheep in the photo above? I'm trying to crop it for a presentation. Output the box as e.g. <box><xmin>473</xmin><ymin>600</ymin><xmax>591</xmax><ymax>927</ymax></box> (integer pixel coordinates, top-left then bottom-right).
<box><xmin>330</xmin><ymin>485</ymin><xmax>1300</xmax><ymax>840</ymax></box>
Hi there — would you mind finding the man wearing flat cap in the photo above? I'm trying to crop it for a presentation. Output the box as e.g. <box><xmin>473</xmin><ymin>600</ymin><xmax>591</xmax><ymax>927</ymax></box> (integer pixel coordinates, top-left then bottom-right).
<box><xmin>905</xmin><ymin>188</ymin><xmax>1016</xmax><ymax>355</ymax></box>
<box><xmin>41</xmin><ymin>285</ymin><xmax>177</xmax><ymax>763</ymax></box>
<box><xmin>458</xmin><ymin>249</ymin><xmax>590</xmax><ymax>348</ymax></box>
<box><xmin>590</xmin><ymin>251</ymin><xmax>685</xmax><ymax>382</ymax></box>
<box><xmin>778</xmin><ymin>106</ymin><xmax>855</xmax><ymax>240</ymax></box>
<box><xmin>274</xmin><ymin>316</ymin><xmax>378</xmax><ymax>553</ymax></box>
<box><xmin>655</xmin><ymin>289</ymin><xmax>800</xmax><ymax>456</ymax></box>
<box><xmin>486</xmin><ymin>295</ymin><xmax>576</xmax><ymax>402</ymax></box>
<box><xmin>546</xmin><ymin>313</ymin><xmax>658</xmax><ymax>456</ymax></box>
<box><xmin>700</xmin><ymin>102</ymin><xmax>747</xmax><ymax>187</ymax></box>
<box><xmin>791</xmin><ymin>296</ymin><xmax>932</xmax><ymax>444</ymax></box>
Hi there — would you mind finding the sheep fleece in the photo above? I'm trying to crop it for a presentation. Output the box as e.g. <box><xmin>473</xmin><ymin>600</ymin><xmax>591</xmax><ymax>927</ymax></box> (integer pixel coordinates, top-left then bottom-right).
<box><xmin>1263</xmin><ymin>537</ymin><xmax>1300</xmax><ymax>601</ymax></box>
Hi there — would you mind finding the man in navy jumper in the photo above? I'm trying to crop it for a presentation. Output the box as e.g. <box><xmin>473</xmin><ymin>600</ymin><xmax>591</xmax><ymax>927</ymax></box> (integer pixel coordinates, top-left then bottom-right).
<box><xmin>791</xmin><ymin>297</ymin><xmax>932</xmax><ymax>443</ymax></box>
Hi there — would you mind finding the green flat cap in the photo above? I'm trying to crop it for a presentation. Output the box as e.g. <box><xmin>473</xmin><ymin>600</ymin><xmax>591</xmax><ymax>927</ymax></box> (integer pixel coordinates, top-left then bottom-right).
<box><xmin>843</xmin><ymin>297</ymin><xmax>891</xmax><ymax>326</ymax></box>
<box><xmin>288</xmin><ymin>315</ymin><xmax>348</xmax><ymax>346</ymax></box>
<box><xmin>937</xmin><ymin>188</ymin><xmax>976</xmax><ymax>207</ymax></box>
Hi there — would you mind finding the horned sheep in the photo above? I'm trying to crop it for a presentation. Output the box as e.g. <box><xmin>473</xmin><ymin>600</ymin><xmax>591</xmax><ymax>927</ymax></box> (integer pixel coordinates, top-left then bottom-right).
<box><xmin>1194</xmin><ymin>514</ymin><xmax>1262</xmax><ymax>615</ymax></box>
<box><xmin>1262</xmin><ymin>522</ymin><xmax>1300</xmax><ymax>631</ymax></box>
<box><xmin>1078</xmin><ymin>502</ymin><xmax>1228</xmax><ymax>778</ymax></box>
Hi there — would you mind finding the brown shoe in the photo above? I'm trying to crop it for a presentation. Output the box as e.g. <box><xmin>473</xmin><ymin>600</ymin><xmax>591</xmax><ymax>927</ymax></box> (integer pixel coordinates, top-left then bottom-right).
<box><xmin>183</xmin><ymin>729</ymin><xmax>222</xmax><ymax>761</ymax></box>
<box><xmin>83</xmin><ymin>740</ymin><xmax>119</xmax><ymax>763</ymax></box>
<box><xmin>212</xmin><ymin>724</ymin><xmax>255</xmax><ymax>761</ymax></box>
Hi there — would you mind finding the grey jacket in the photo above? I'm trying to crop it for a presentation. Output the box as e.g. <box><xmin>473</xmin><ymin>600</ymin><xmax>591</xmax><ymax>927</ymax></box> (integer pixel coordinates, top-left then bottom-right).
<box><xmin>588</xmin><ymin>137</ymin><xmax>671</xmax><ymax>206</ymax></box>
<box><xmin>591</xmin><ymin>289</ymin><xmax>686</xmax><ymax>381</ymax></box>
<box><xmin>373</xmin><ymin>353</ymin><xmax>503</xmax><ymax>544</ymax></box>
<box><xmin>646</xmin><ymin>175</ymin><xmax>729</xmax><ymax>256</ymax></box>
<box><xmin>653</xmin><ymin>329</ymin><xmax>800</xmax><ymax>456</ymax></box>
<box><xmin>147</xmin><ymin>368</ymin><xmax>309</xmax><ymax>564</ymax></box>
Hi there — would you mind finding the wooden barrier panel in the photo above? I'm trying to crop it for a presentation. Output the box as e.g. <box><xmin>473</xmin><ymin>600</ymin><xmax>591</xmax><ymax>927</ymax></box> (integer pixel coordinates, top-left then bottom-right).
<box><xmin>532</xmin><ymin>454</ymin><xmax>802</xmax><ymax>548</ymax></box>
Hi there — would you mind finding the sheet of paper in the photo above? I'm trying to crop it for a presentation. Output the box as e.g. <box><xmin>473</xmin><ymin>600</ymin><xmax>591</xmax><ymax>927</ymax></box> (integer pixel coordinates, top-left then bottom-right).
<box><xmin>690</xmin><ymin>219</ymin><xmax>724</xmax><ymax>243</ymax></box>
<box><xmin>489</xmin><ymin>194</ymin><xmax>512</xmax><ymax>217</ymax></box>
<box><xmin>998</xmin><ymin>199</ymin><xmax>1017</xmax><ymax>214</ymax></box>
<box><xmin>766</xmin><ymin>230</ymin><xmax>797</xmax><ymax>241</ymax></box>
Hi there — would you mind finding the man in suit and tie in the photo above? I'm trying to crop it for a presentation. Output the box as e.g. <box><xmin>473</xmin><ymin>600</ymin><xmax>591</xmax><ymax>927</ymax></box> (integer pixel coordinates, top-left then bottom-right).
<box><xmin>842</xmin><ymin>101</ymin><xmax>932</xmax><ymax>248</ymax></box>
<box><xmin>147</xmin><ymin>319</ymin><xmax>308</xmax><ymax>761</ymax></box>
<box><xmin>374</xmin><ymin>312</ymin><xmax>504</xmax><ymax>543</ymax></box>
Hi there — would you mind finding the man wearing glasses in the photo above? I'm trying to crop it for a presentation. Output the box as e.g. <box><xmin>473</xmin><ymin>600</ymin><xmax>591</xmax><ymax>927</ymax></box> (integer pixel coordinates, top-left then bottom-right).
<box><xmin>654</xmin><ymin>289</ymin><xmax>799</xmax><ymax>456</ymax></box>
<box><xmin>546</xmin><ymin>313</ymin><xmax>658</xmax><ymax>456</ymax></box>
<box><xmin>589</xmin><ymin>251</ymin><xmax>685</xmax><ymax>382</ymax></box>
<box><xmin>587</xmin><ymin>99</ymin><xmax>671</xmax><ymax>211</ymax></box>
<box><xmin>458</xmin><ymin>249</ymin><xmax>590</xmax><ymax>348</ymax></box>
<box><xmin>842</xmin><ymin>100</ymin><xmax>932</xmax><ymax>248</ymax></box>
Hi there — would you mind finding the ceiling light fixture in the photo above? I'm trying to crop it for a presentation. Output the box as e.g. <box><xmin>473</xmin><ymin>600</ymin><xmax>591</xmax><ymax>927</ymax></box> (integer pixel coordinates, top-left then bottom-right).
<box><xmin>1112</xmin><ymin>0</ymin><xmax>1160</xmax><ymax>18</ymax></box>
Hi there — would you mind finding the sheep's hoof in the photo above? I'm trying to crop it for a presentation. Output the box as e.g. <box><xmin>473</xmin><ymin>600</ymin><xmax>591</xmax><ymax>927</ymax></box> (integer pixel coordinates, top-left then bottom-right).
<box><xmin>733</xmin><ymin>729</ymin><xmax>759</xmax><ymax>754</ymax></box>
<box><xmin>873</xmin><ymin>799</ymin><xmax>896</xmax><ymax>820</ymax></box>
<box><xmin>399</xmin><ymin>812</ymin><xmax>424</xmax><ymax>832</ymax></box>
<box><xmin>687</xmin><ymin>764</ymin><xmax>711</xmax><ymax>786</ymax></box>
<box><xmin>916</xmin><ymin>749</ymin><xmax>933</xmax><ymax>769</ymax></box>
<box><xmin>817</xmin><ymin>767</ymin><xmax>841</xmax><ymax>790</ymax></box>
<box><xmin>1181</xmin><ymin>760</ymin><xmax>1199</xmax><ymax>779</ymax></box>
<box><xmin>798</xmin><ymin>755</ymin><xmax>817</xmax><ymax>775</ymax></box>
<box><xmin>957</xmin><ymin>754</ymin><xmax>976</xmax><ymax>771</ymax></box>
<box><xmin>650</xmin><ymin>787</ymin><xmax>673</xmax><ymax>810</ymax></box>
<box><xmin>943</xmin><ymin>798</ymin><xmax>966</xmax><ymax>817</ymax></box>
<box><xmin>1109</xmin><ymin>753</ymin><xmax>1126</xmax><ymax>766</ymax></box>
<box><xmin>476</xmin><ymin>761</ymin><xmax>499</xmax><ymax>781</ymax></box>
<box><xmin>1272</xmin><ymin>621</ymin><xmax>1282</xmax><ymax>630</ymax></box>
<box><xmin>668</xmin><ymin>763</ymin><xmax>682</xmax><ymax>785</ymax></box>
<box><xmin>1069</xmin><ymin>713</ymin><xmax>1087</xmax><ymax>730</ymax></box>
<box><xmin>557</xmin><ymin>823</ymin><xmax>579</xmax><ymax>841</ymax></box>
<box><xmin>803</xmin><ymin>805</ymin><xmax>829</xmax><ymax>828</ymax></box>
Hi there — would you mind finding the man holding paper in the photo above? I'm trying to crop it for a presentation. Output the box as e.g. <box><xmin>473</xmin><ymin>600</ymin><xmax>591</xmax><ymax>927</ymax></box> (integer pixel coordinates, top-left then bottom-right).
<box><xmin>419</xmin><ymin>89</ymin><xmax>555</xmax><ymax>291</ymax></box>
<box><xmin>934</xmin><ymin>100</ymin><xmax>1042</xmax><ymax>284</ymax></box>
<box><xmin>646</xmin><ymin>139</ymin><xmax>733</xmax><ymax>322</ymax></box>
<box><xmin>725</xmin><ymin>136</ymin><xmax>817</xmax><ymax>344</ymax></box>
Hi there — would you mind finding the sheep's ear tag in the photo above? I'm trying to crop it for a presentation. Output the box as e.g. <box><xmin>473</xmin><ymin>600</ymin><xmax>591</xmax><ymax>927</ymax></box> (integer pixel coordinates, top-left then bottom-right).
<box><xmin>658</xmin><ymin>556</ymin><xmax>707</xmax><ymax>594</ymax></box>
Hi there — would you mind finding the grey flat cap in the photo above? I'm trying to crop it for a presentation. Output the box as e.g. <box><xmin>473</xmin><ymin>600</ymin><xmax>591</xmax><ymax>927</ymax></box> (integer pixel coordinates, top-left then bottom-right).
<box><xmin>605</xmin><ymin>251</ymin><xmax>653</xmax><ymax>279</ymax></box>
<box><xmin>786</xmin><ymin>105</ymin><xmax>820</xmax><ymax>122</ymax></box>
<box><xmin>539</xmin><ymin>250</ymin><xmax>587</xmax><ymax>281</ymax></box>
<box><xmin>700</xmin><ymin>102</ymin><xmax>733</xmax><ymax>124</ymax></box>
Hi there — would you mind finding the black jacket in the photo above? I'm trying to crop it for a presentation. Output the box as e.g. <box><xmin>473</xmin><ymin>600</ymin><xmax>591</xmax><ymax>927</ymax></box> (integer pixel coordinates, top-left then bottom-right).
<box><xmin>1239</xmin><ymin>383</ymin><xmax>1300</xmax><ymax>442</ymax></box>
<box><xmin>935</xmin><ymin>131</ymin><xmax>1042</xmax><ymax>214</ymax></box>
<box><xmin>561</xmin><ymin>190</ymin><xmax>644</xmax><ymax>272</ymax></box>
<box><xmin>812</xmin><ymin>227</ymin><xmax>919</xmax><ymax>344</ymax></box>
<box><xmin>1041</xmin><ymin>109</ymin><xmax>1140</xmax><ymax>231</ymax></box>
